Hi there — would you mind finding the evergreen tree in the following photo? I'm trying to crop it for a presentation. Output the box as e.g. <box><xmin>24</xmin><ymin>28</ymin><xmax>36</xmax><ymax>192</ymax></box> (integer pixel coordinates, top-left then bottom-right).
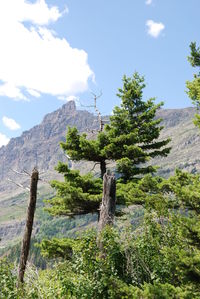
<box><xmin>186</xmin><ymin>42</ymin><xmax>200</xmax><ymax>127</ymax></box>
<box><xmin>142</xmin><ymin>170</ymin><xmax>200</xmax><ymax>293</ymax></box>
<box><xmin>47</xmin><ymin>163</ymin><xmax>102</xmax><ymax>216</ymax></box>
<box><xmin>47</xmin><ymin>72</ymin><xmax>170</xmax><ymax>217</ymax></box>
<box><xmin>41</xmin><ymin>170</ymin><xmax>200</xmax><ymax>297</ymax></box>
<box><xmin>104</xmin><ymin>73</ymin><xmax>170</xmax><ymax>181</ymax></box>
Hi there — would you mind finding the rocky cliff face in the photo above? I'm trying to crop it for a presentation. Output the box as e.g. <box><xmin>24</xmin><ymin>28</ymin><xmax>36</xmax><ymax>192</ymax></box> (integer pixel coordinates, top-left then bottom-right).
<box><xmin>154</xmin><ymin>107</ymin><xmax>200</xmax><ymax>176</ymax></box>
<box><xmin>0</xmin><ymin>101</ymin><xmax>100</xmax><ymax>195</ymax></box>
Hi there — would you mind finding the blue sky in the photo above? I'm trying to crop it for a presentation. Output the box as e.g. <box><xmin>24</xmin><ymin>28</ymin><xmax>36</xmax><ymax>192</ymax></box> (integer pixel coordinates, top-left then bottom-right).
<box><xmin>0</xmin><ymin>0</ymin><xmax>200</xmax><ymax>146</ymax></box>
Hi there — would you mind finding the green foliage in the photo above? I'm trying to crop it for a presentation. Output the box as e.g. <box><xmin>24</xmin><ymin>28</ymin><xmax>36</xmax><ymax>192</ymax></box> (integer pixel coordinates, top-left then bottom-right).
<box><xmin>4</xmin><ymin>238</ymin><xmax>47</xmax><ymax>270</ymax></box>
<box><xmin>29</xmin><ymin>222</ymin><xmax>199</xmax><ymax>298</ymax></box>
<box><xmin>188</xmin><ymin>42</ymin><xmax>200</xmax><ymax>68</ymax></box>
<box><xmin>186</xmin><ymin>42</ymin><xmax>200</xmax><ymax>127</ymax></box>
<box><xmin>3</xmin><ymin>169</ymin><xmax>200</xmax><ymax>297</ymax></box>
<box><xmin>2</xmin><ymin>190</ymin><xmax>200</xmax><ymax>298</ymax></box>
<box><xmin>110</xmin><ymin>170</ymin><xmax>200</xmax><ymax>295</ymax></box>
<box><xmin>1</xmin><ymin>211</ymin><xmax>97</xmax><ymax>270</ymax></box>
<box><xmin>141</xmin><ymin>170</ymin><xmax>200</xmax><ymax>294</ymax></box>
<box><xmin>104</xmin><ymin>73</ymin><xmax>170</xmax><ymax>181</ymax></box>
<box><xmin>37</xmin><ymin>228</ymin><xmax>144</xmax><ymax>298</ymax></box>
<box><xmin>61</xmin><ymin>127</ymin><xmax>109</xmax><ymax>166</ymax></box>
<box><xmin>0</xmin><ymin>259</ymin><xmax>18</xmax><ymax>299</ymax></box>
<box><xmin>39</xmin><ymin>237</ymin><xmax>75</xmax><ymax>259</ymax></box>
<box><xmin>48</xmin><ymin>72</ymin><xmax>170</xmax><ymax>217</ymax></box>
<box><xmin>46</xmin><ymin>163</ymin><xmax>102</xmax><ymax>216</ymax></box>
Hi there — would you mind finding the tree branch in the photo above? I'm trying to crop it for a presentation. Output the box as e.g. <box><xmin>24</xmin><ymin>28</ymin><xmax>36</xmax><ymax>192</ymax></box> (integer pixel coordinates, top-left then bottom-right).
<box><xmin>90</xmin><ymin>162</ymin><xmax>100</xmax><ymax>172</ymax></box>
<box><xmin>80</xmin><ymin>91</ymin><xmax>104</xmax><ymax>132</ymax></box>
<box><xmin>10</xmin><ymin>169</ymin><xmax>31</xmax><ymax>177</ymax></box>
<box><xmin>7</xmin><ymin>178</ymin><xmax>30</xmax><ymax>191</ymax></box>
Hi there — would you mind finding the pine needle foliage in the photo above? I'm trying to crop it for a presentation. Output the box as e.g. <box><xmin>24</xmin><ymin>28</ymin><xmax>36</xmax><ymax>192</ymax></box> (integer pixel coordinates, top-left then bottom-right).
<box><xmin>47</xmin><ymin>72</ymin><xmax>170</xmax><ymax>216</ymax></box>
<box><xmin>46</xmin><ymin>162</ymin><xmax>102</xmax><ymax>217</ymax></box>
<box><xmin>186</xmin><ymin>42</ymin><xmax>200</xmax><ymax>127</ymax></box>
<box><xmin>104</xmin><ymin>73</ymin><xmax>171</xmax><ymax>181</ymax></box>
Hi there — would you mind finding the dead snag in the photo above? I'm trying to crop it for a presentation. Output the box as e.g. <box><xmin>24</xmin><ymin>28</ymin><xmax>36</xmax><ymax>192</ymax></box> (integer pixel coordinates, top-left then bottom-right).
<box><xmin>98</xmin><ymin>172</ymin><xmax>116</xmax><ymax>249</ymax></box>
<box><xmin>18</xmin><ymin>168</ymin><xmax>39</xmax><ymax>285</ymax></box>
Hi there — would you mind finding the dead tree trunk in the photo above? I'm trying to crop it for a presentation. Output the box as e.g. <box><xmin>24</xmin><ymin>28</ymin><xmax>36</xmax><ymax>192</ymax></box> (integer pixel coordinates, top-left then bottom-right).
<box><xmin>98</xmin><ymin>171</ymin><xmax>116</xmax><ymax>233</ymax></box>
<box><xmin>100</xmin><ymin>160</ymin><xmax>107</xmax><ymax>180</ymax></box>
<box><xmin>18</xmin><ymin>168</ymin><xmax>39</xmax><ymax>285</ymax></box>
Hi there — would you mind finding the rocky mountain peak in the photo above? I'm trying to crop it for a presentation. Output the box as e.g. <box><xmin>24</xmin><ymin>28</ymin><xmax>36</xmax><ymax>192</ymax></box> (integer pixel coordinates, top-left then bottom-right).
<box><xmin>63</xmin><ymin>100</ymin><xmax>76</xmax><ymax>112</ymax></box>
<box><xmin>42</xmin><ymin>100</ymin><xmax>76</xmax><ymax>125</ymax></box>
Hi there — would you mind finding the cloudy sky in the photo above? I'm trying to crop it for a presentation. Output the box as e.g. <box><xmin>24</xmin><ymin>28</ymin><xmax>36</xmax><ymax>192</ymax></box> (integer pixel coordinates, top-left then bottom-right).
<box><xmin>0</xmin><ymin>0</ymin><xmax>200</xmax><ymax>147</ymax></box>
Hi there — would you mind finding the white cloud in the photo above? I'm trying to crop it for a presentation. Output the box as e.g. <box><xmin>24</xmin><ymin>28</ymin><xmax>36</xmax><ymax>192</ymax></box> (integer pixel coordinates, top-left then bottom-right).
<box><xmin>146</xmin><ymin>20</ymin><xmax>165</xmax><ymax>38</ymax></box>
<box><xmin>145</xmin><ymin>0</ymin><xmax>152</xmax><ymax>5</ymax></box>
<box><xmin>27</xmin><ymin>89</ymin><xmax>41</xmax><ymax>98</ymax></box>
<box><xmin>0</xmin><ymin>133</ymin><xmax>10</xmax><ymax>147</ymax></box>
<box><xmin>0</xmin><ymin>0</ymin><xmax>93</xmax><ymax>101</ymax></box>
<box><xmin>2</xmin><ymin>116</ymin><xmax>21</xmax><ymax>130</ymax></box>
<box><xmin>6</xmin><ymin>0</ymin><xmax>63</xmax><ymax>26</ymax></box>
<box><xmin>0</xmin><ymin>83</ymin><xmax>28</xmax><ymax>101</ymax></box>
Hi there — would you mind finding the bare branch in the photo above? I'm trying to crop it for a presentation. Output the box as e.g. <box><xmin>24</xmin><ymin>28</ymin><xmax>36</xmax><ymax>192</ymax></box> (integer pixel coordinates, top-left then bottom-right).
<box><xmin>64</xmin><ymin>153</ymin><xmax>71</xmax><ymax>160</ymax></box>
<box><xmin>80</xmin><ymin>91</ymin><xmax>104</xmax><ymax>132</ymax></box>
<box><xmin>91</xmin><ymin>92</ymin><xmax>104</xmax><ymax>132</ymax></box>
<box><xmin>80</xmin><ymin>103</ymin><xmax>95</xmax><ymax>109</ymax></box>
<box><xmin>38</xmin><ymin>177</ymin><xmax>51</xmax><ymax>186</ymax></box>
<box><xmin>22</xmin><ymin>169</ymin><xmax>31</xmax><ymax>177</ymax></box>
<box><xmin>10</xmin><ymin>169</ymin><xmax>30</xmax><ymax>177</ymax></box>
<box><xmin>7</xmin><ymin>178</ymin><xmax>30</xmax><ymax>191</ymax></box>
<box><xmin>91</xmin><ymin>91</ymin><xmax>103</xmax><ymax>100</ymax></box>
<box><xmin>90</xmin><ymin>162</ymin><xmax>100</xmax><ymax>172</ymax></box>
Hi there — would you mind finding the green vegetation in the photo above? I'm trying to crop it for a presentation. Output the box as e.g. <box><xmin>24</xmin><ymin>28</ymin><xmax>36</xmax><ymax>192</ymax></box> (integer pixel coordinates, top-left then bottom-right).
<box><xmin>1</xmin><ymin>210</ymin><xmax>98</xmax><ymax>268</ymax></box>
<box><xmin>186</xmin><ymin>42</ymin><xmax>200</xmax><ymax>127</ymax></box>
<box><xmin>1</xmin><ymin>45</ymin><xmax>200</xmax><ymax>298</ymax></box>
<box><xmin>47</xmin><ymin>72</ymin><xmax>170</xmax><ymax>217</ymax></box>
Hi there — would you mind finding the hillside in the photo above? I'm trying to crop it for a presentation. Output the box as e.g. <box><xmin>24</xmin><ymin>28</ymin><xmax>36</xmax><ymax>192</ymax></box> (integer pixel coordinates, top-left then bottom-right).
<box><xmin>0</xmin><ymin>102</ymin><xmax>200</xmax><ymax>248</ymax></box>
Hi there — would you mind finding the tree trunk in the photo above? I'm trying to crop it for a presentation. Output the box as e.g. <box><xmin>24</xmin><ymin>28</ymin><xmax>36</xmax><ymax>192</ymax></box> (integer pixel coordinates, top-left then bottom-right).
<box><xmin>18</xmin><ymin>168</ymin><xmax>39</xmax><ymax>285</ymax></box>
<box><xmin>98</xmin><ymin>171</ymin><xmax>116</xmax><ymax>233</ymax></box>
<box><xmin>100</xmin><ymin>160</ymin><xmax>106</xmax><ymax>179</ymax></box>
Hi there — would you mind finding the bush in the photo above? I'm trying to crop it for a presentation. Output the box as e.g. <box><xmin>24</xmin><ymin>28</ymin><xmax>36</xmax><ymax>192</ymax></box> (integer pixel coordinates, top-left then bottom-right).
<box><xmin>0</xmin><ymin>258</ymin><xmax>18</xmax><ymax>299</ymax></box>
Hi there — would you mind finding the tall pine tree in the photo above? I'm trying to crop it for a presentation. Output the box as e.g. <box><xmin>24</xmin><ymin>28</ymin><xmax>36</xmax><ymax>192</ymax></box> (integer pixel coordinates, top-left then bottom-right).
<box><xmin>46</xmin><ymin>72</ymin><xmax>170</xmax><ymax>217</ymax></box>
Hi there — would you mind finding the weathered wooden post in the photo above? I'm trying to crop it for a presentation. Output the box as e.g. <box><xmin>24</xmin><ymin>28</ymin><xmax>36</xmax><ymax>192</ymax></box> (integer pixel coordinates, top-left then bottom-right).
<box><xmin>98</xmin><ymin>171</ymin><xmax>116</xmax><ymax>248</ymax></box>
<box><xmin>18</xmin><ymin>167</ymin><xmax>39</xmax><ymax>285</ymax></box>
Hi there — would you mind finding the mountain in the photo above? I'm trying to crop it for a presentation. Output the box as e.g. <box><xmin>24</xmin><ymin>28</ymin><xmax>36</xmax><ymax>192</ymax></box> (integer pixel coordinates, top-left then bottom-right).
<box><xmin>0</xmin><ymin>102</ymin><xmax>200</xmax><ymax>248</ymax></box>
<box><xmin>154</xmin><ymin>107</ymin><xmax>200</xmax><ymax>176</ymax></box>
<box><xmin>0</xmin><ymin>101</ymin><xmax>99</xmax><ymax>196</ymax></box>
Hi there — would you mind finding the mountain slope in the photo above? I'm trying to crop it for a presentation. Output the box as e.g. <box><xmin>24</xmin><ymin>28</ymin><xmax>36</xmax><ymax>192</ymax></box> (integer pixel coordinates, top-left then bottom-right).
<box><xmin>0</xmin><ymin>101</ymin><xmax>99</xmax><ymax>196</ymax></box>
<box><xmin>155</xmin><ymin>107</ymin><xmax>200</xmax><ymax>176</ymax></box>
